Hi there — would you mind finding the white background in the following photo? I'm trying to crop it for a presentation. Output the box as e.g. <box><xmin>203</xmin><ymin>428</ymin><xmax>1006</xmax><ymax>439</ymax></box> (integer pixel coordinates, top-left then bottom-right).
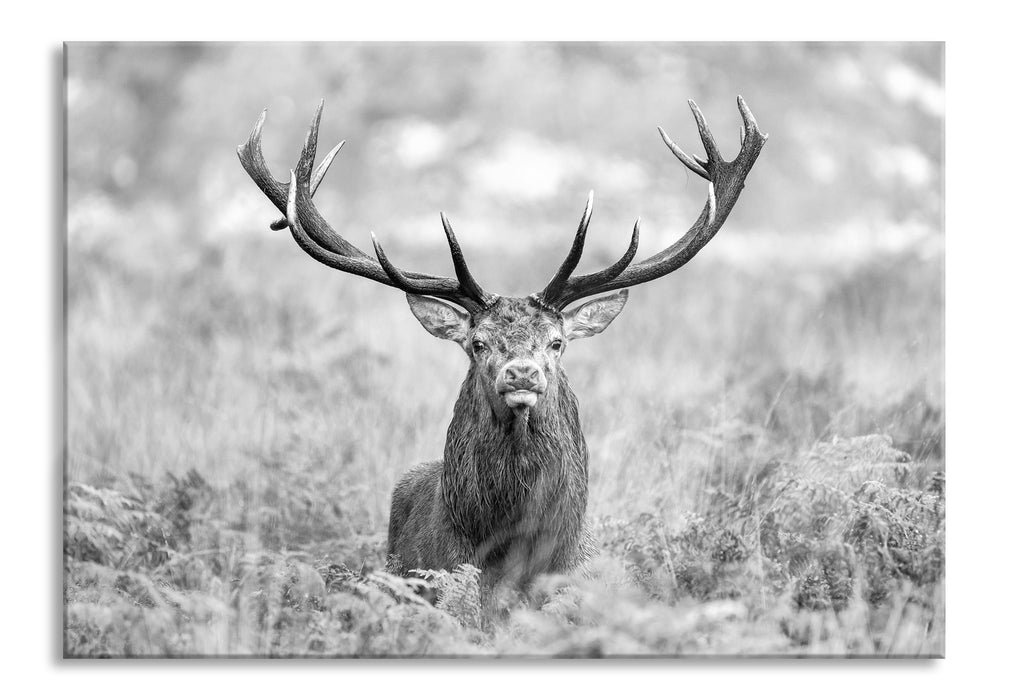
<box><xmin>2</xmin><ymin>1</ymin><xmax>1004</xmax><ymax>696</ymax></box>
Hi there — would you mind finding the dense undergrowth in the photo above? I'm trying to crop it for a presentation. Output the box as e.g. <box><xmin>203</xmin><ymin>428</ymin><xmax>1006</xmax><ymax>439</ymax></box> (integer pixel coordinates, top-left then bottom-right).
<box><xmin>65</xmin><ymin>434</ymin><xmax>943</xmax><ymax>657</ymax></box>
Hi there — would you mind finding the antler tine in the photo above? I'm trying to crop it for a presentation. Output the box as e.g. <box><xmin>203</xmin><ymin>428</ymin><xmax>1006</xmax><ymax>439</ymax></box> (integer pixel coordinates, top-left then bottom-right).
<box><xmin>705</xmin><ymin>182</ymin><xmax>717</xmax><ymax>226</ymax></box>
<box><xmin>372</xmin><ymin>230</ymin><xmax>488</xmax><ymax>314</ymax></box>
<box><xmin>296</xmin><ymin>99</ymin><xmax>324</xmax><ymax>181</ymax></box>
<box><xmin>736</xmin><ymin>95</ymin><xmax>767</xmax><ymax>140</ymax></box>
<box><xmin>595</xmin><ymin>217</ymin><xmax>641</xmax><ymax>285</ymax></box>
<box><xmin>313</xmin><ymin>142</ymin><xmax>344</xmax><ymax>191</ymax></box>
<box><xmin>270</xmin><ymin>141</ymin><xmax>344</xmax><ymax>231</ymax></box>
<box><xmin>658</xmin><ymin>126</ymin><xmax>708</xmax><ymax>180</ymax></box>
<box><xmin>541</xmin><ymin>191</ymin><xmax>594</xmax><ymax>304</ymax></box>
<box><xmin>687</xmin><ymin>99</ymin><xmax>722</xmax><ymax>168</ymax></box>
<box><xmin>538</xmin><ymin>97</ymin><xmax>767</xmax><ymax>309</ymax></box>
<box><xmin>237</xmin><ymin>109</ymin><xmax>286</xmax><ymax>200</ymax></box>
<box><xmin>371</xmin><ymin>232</ymin><xmax>424</xmax><ymax>291</ymax></box>
<box><xmin>552</xmin><ymin>217</ymin><xmax>640</xmax><ymax>309</ymax></box>
<box><xmin>441</xmin><ymin>213</ymin><xmax>492</xmax><ymax>305</ymax></box>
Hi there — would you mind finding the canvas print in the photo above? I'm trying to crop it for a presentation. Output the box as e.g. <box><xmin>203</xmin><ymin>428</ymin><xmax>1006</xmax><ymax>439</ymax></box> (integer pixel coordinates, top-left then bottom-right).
<box><xmin>64</xmin><ymin>42</ymin><xmax>944</xmax><ymax>657</ymax></box>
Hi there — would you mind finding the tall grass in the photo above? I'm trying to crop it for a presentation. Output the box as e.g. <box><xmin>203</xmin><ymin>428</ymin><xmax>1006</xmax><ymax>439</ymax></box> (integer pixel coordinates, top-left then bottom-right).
<box><xmin>65</xmin><ymin>231</ymin><xmax>943</xmax><ymax>656</ymax></box>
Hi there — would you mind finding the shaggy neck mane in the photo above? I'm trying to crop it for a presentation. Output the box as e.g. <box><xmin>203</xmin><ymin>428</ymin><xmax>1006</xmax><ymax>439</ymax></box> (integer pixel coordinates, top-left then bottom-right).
<box><xmin>441</xmin><ymin>365</ymin><xmax>588</xmax><ymax>550</ymax></box>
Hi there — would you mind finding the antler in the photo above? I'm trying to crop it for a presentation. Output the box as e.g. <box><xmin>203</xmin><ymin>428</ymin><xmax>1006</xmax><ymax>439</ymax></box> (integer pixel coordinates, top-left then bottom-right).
<box><xmin>537</xmin><ymin>96</ymin><xmax>767</xmax><ymax>310</ymax></box>
<box><xmin>237</xmin><ymin>100</ymin><xmax>496</xmax><ymax>314</ymax></box>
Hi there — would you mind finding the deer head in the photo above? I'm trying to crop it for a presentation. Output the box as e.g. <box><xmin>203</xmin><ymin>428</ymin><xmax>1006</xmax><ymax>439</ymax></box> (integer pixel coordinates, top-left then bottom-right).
<box><xmin>405</xmin><ymin>290</ymin><xmax>627</xmax><ymax>422</ymax></box>
<box><xmin>237</xmin><ymin>98</ymin><xmax>767</xmax><ymax>425</ymax></box>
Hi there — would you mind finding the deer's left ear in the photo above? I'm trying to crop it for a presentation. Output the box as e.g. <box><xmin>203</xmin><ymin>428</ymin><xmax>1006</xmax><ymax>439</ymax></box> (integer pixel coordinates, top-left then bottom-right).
<box><xmin>406</xmin><ymin>294</ymin><xmax>471</xmax><ymax>345</ymax></box>
<box><xmin>563</xmin><ymin>290</ymin><xmax>629</xmax><ymax>341</ymax></box>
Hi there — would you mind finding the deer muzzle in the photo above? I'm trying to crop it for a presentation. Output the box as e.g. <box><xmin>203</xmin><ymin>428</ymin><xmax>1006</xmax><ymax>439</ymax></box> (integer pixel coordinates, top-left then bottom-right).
<box><xmin>496</xmin><ymin>360</ymin><xmax>546</xmax><ymax>408</ymax></box>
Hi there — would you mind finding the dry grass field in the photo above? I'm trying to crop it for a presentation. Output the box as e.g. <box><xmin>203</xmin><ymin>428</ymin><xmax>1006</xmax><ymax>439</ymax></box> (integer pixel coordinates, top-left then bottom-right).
<box><xmin>64</xmin><ymin>42</ymin><xmax>943</xmax><ymax>657</ymax></box>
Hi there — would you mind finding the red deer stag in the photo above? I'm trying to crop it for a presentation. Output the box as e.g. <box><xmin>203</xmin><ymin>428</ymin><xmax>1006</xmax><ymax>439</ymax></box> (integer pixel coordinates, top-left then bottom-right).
<box><xmin>238</xmin><ymin>97</ymin><xmax>766</xmax><ymax>588</ymax></box>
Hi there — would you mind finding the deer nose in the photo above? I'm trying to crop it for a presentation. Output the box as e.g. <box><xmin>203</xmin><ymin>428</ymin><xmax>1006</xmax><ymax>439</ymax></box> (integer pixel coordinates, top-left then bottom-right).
<box><xmin>501</xmin><ymin>361</ymin><xmax>543</xmax><ymax>392</ymax></box>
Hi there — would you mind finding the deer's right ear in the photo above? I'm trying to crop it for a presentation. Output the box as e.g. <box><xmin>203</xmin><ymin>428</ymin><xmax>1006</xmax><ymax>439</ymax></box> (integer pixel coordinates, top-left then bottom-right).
<box><xmin>406</xmin><ymin>295</ymin><xmax>470</xmax><ymax>345</ymax></box>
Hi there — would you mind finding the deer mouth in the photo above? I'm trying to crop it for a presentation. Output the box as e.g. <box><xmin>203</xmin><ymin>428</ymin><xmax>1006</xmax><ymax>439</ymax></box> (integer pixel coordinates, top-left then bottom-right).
<box><xmin>502</xmin><ymin>389</ymin><xmax>539</xmax><ymax>409</ymax></box>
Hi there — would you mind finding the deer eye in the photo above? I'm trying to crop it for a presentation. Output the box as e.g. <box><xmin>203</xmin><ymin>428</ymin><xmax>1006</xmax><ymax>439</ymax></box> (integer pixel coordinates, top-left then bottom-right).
<box><xmin>471</xmin><ymin>339</ymin><xmax>487</xmax><ymax>354</ymax></box>
<box><xmin>549</xmin><ymin>339</ymin><xmax>563</xmax><ymax>352</ymax></box>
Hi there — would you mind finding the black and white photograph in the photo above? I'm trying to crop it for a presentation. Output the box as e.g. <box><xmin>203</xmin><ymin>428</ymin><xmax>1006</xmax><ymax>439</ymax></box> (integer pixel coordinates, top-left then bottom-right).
<box><xmin>62</xmin><ymin>41</ymin><xmax>944</xmax><ymax>658</ymax></box>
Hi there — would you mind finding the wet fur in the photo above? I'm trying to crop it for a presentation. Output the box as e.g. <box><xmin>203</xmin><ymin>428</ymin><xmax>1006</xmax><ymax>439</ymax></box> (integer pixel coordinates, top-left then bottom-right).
<box><xmin>386</xmin><ymin>297</ymin><xmax>597</xmax><ymax>587</ymax></box>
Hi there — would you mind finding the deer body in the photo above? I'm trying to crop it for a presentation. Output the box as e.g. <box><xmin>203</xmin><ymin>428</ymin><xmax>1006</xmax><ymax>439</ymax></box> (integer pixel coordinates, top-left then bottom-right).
<box><xmin>238</xmin><ymin>95</ymin><xmax>766</xmax><ymax>588</ymax></box>
<box><xmin>388</xmin><ymin>310</ymin><xmax>593</xmax><ymax>585</ymax></box>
